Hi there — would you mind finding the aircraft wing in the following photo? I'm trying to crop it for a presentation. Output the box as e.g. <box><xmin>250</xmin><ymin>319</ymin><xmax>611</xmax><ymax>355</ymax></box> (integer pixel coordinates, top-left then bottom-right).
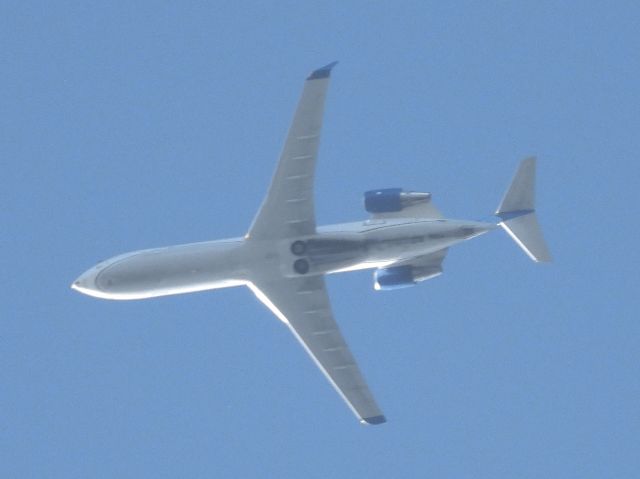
<box><xmin>247</xmin><ymin>62</ymin><xmax>337</xmax><ymax>240</ymax></box>
<box><xmin>248</xmin><ymin>274</ymin><xmax>386</xmax><ymax>425</ymax></box>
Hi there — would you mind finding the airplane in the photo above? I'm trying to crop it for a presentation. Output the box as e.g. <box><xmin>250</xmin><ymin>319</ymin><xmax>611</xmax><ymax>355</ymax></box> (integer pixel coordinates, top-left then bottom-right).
<box><xmin>72</xmin><ymin>62</ymin><xmax>551</xmax><ymax>425</ymax></box>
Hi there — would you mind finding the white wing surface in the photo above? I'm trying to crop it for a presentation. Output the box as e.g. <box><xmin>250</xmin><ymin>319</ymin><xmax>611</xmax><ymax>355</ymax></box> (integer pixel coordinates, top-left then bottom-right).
<box><xmin>248</xmin><ymin>274</ymin><xmax>386</xmax><ymax>425</ymax></box>
<box><xmin>247</xmin><ymin>62</ymin><xmax>337</xmax><ymax>240</ymax></box>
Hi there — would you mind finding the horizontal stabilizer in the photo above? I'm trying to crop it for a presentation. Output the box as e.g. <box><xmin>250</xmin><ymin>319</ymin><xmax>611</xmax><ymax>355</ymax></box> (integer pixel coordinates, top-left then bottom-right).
<box><xmin>499</xmin><ymin>213</ymin><xmax>552</xmax><ymax>262</ymax></box>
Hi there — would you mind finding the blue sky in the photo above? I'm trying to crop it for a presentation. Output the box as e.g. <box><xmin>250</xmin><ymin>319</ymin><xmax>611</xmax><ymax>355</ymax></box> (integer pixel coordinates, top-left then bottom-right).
<box><xmin>3</xmin><ymin>1</ymin><xmax>639</xmax><ymax>477</ymax></box>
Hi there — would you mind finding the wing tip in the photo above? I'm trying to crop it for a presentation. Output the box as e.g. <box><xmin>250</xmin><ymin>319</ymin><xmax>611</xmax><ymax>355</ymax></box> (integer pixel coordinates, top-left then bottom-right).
<box><xmin>307</xmin><ymin>61</ymin><xmax>339</xmax><ymax>80</ymax></box>
<box><xmin>361</xmin><ymin>414</ymin><xmax>387</xmax><ymax>425</ymax></box>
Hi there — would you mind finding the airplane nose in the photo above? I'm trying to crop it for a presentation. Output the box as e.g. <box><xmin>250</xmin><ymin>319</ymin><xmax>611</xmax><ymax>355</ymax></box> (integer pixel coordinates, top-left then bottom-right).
<box><xmin>71</xmin><ymin>270</ymin><xmax>99</xmax><ymax>296</ymax></box>
<box><xmin>71</xmin><ymin>277</ymin><xmax>87</xmax><ymax>290</ymax></box>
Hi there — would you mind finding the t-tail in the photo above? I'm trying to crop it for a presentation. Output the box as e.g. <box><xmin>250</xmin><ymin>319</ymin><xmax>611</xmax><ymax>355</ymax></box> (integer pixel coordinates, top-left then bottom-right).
<box><xmin>495</xmin><ymin>157</ymin><xmax>552</xmax><ymax>262</ymax></box>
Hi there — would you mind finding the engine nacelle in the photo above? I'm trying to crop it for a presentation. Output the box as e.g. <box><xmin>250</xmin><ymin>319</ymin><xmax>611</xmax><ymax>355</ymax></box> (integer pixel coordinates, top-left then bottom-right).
<box><xmin>374</xmin><ymin>264</ymin><xmax>443</xmax><ymax>291</ymax></box>
<box><xmin>374</xmin><ymin>265</ymin><xmax>416</xmax><ymax>290</ymax></box>
<box><xmin>364</xmin><ymin>188</ymin><xmax>431</xmax><ymax>214</ymax></box>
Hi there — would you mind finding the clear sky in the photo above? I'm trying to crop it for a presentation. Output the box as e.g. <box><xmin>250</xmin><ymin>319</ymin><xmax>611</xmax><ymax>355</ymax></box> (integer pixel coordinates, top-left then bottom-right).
<box><xmin>3</xmin><ymin>1</ymin><xmax>639</xmax><ymax>477</ymax></box>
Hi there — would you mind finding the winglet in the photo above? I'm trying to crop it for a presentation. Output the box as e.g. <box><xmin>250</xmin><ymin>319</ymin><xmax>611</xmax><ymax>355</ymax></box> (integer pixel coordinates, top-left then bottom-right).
<box><xmin>361</xmin><ymin>415</ymin><xmax>387</xmax><ymax>425</ymax></box>
<box><xmin>307</xmin><ymin>61</ymin><xmax>338</xmax><ymax>80</ymax></box>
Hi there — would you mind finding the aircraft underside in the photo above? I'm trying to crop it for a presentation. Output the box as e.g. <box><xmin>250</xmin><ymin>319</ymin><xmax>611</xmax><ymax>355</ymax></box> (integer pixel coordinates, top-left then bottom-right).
<box><xmin>72</xmin><ymin>62</ymin><xmax>550</xmax><ymax>425</ymax></box>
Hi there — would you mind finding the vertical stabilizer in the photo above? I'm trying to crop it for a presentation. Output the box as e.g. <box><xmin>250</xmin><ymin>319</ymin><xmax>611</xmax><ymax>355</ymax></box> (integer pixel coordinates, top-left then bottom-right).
<box><xmin>496</xmin><ymin>158</ymin><xmax>552</xmax><ymax>262</ymax></box>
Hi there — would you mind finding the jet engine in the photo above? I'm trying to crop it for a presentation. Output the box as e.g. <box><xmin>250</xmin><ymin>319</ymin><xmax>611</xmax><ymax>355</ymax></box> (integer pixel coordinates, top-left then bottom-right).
<box><xmin>364</xmin><ymin>188</ymin><xmax>432</xmax><ymax>214</ymax></box>
<box><xmin>374</xmin><ymin>264</ymin><xmax>443</xmax><ymax>291</ymax></box>
<box><xmin>374</xmin><ymin>265</ymin><xmax>415</xmax><ymax>290</ymax></box>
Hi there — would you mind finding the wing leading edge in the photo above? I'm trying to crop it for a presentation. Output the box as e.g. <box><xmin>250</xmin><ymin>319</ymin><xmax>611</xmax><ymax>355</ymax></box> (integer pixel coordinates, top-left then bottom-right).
<box><xmin>248</xmin><ymin>274</ymin><xmax>386</xmax><ymax>425</ymax></box>
<box><xmin>247</xmin><ymin>62</ymin><xmax>337</xmax><ymax>240</ymax></box>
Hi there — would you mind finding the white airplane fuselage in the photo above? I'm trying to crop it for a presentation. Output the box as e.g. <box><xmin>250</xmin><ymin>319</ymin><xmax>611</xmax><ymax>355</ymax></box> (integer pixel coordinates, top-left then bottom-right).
<box><xmin>72</xmin><ymin>218</ymin><xmax>496</xmax><ymax>300</ymax></box>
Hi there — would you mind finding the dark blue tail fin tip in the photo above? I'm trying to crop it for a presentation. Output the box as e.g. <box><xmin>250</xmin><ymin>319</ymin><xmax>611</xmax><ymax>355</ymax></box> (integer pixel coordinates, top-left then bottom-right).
<box><xmin>307</xmin><ymin>61</ymin><xmax>339</xmax><ymax>80</ymax></box>
<box><xmin>362</xmin><ymin>415</ymin><xmax>387</xmax><ymax>425</ymax></box>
